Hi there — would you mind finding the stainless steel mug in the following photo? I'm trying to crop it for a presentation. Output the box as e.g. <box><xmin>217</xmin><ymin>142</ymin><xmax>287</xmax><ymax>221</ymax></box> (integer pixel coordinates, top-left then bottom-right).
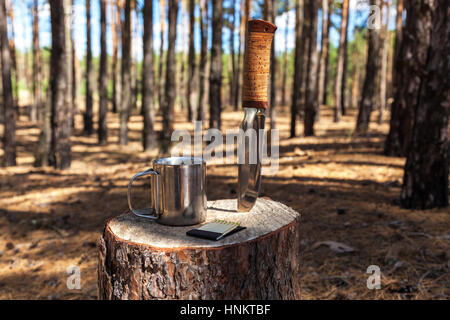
<box><xmin>127</xmin><ymin>157</ymin><xmax>207</xmax><ymax>226</ymax></box>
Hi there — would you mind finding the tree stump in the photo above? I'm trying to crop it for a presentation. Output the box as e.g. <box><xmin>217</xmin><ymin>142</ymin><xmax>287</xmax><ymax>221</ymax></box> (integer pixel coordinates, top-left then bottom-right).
<box><xmin>98</xmin><ymin>198</ymin><xmax>301</xmax><ymax>300</ymax></box>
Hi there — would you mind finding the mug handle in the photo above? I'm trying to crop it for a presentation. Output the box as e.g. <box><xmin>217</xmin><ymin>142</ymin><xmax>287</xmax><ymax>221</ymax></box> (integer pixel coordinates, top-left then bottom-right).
<box><xmin>127</xmin><ymin>168</ymin><xmax>160</xmax><ymax>219</ymax></box>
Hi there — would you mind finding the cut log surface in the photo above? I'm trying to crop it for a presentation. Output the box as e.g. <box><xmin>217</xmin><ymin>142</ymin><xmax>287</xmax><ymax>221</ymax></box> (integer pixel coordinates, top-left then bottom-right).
<box><xmin>98</xmin><ymin>198</ymin><xmax>301</xmax><ymax>300</ymax></box>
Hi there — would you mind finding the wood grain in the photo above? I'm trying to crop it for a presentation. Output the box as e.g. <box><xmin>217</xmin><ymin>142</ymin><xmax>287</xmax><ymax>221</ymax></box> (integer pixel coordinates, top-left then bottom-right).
<box><xmin>98</xmin><ymin>198</ymin><xmax>301</xmax><ymax>299</ymax></box>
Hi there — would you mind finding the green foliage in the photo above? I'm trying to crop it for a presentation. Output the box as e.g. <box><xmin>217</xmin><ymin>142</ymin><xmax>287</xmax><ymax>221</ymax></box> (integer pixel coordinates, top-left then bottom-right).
<box><xmin>345</xmin><ymin>27</ymin><xmax>367</xmax><ymax>102</ymax></box>
<box><xmin>326</xmin><ymin>43</ymin><xmax>338</xmax><ymax>106</ymax></box>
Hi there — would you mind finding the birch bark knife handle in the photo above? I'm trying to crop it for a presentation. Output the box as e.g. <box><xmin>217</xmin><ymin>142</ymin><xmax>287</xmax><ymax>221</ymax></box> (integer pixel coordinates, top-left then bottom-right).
<box><xmin>242</xmin><ymin>20</ymin><xmax>277</xmax><ymax>109</ymax></box>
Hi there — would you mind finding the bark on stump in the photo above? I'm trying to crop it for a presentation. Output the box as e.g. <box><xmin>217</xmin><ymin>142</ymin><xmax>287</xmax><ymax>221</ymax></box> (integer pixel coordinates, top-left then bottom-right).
<box><xmin>98</xmin><ymin>198</ymin><xmax>301</xmax><ymax>300</ymax></box>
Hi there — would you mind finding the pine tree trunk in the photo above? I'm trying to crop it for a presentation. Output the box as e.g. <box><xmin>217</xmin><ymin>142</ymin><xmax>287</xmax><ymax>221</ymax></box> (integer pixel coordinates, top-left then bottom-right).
<box><xmin>6</xmin><ymin>2</ymin><xmax>18</xmax><ymax>107</ymax></box>
<box><xmin>281</xmin><ymin>1</ymin><xmax>290</xmax><ymax>107</ymax></box>
<box><xmin>334</xmin><ymin>0</ymin><xmax>349</xmax><ymax>122</ymax></box>
<box><xmin>228</xmin><ymin>0</ymin><xmax>236</xmax><ymax>109</ymax></box>
<box><xmin>355</xmin><ymin>0</ymin><xmax>382</xmax><ymax>135</ymax></box>
<box><xmin>187</xmin><ymin>0</ymin><xmax>196</xmax><ymax>121</ymax></box>
<box><xmin>209</xmin><ymin>0</ymin><xmax>223</xmax><ymax>129</ymax></box>
<box><xmin>35</xmin><ymin>88</ymin><xmax>51</xmax><ymax>167</ymax></box>
<box><xmin>0</xmin><ymin>0</ymin><xmax>16</xmax><ymax>166</ymax></box>
<box><xmin>299</xmin><ymin>3</ymin><xmax>310</xmax><ymax>121</ymax></box>
<box><xmin>130</xmin><ymin>9</ymin><xmax>138</xmax><ymax>114</ymax></box>
<box><xmin>119</xmin><ymin>0</ymin><xmax>131</xmax><ymax>145</ymax></box>
<box><xmin>231</xmin><ymin>0</ymin><xmax>241</xmax><ymax>110</ymax></box>
<box><xmin>350</xmin><ymin>28</ymin><xmax>361</xmax><ymax>110</ymax></box>
<box><xmin>296</xmin><ymin>0</ymin><xmax>310</xmax><ymax>124</ymax></box>
<box><xmin>322</xmin><ymin>3</ymin><xmax>332</xmax><ymax>105</ymax></box>
<box><xmin>179</xmin><ymin>1</ymin><xmax>188</xmax><ymax>114</ymax></box>
<box><xmin>401</xmin><ymin>0</ymin><xmax>448</xmax><ymax>209</ymax></box>
<box><xmin>142</xmin><ymin>0</ymin><xmax>156</xmax><ymax>151</ymax></box>
<box><xmin>49</xmin><ymin>0</ymin><xmax>71</xmax><ymax>169</ymax></box>
<box><xmin>269</xmin><ymin>0</ymin><xmax>277</xmax><ymax>129</ymax></box>
<box><xmin>234</xmin><ymin>0</ymin><xmax>249</xmax><ymax>111</ymax></box>
<box><xmin>234</xmin><ymin>0</ymin><xmax>251</xmax><ymax>111</ymax></box>
<box><xmin>158</xmin><ymin>0</ymin><xmax>166</xmax><ymax>112</ymax></box>
<box><xmin>387</xmin><ymin>0</ymin><xmax>402</xmax><ymax>103</ymax></box>
<box><xmin>384</xmin><ymin>0</ymin><xmax>433</xmax><ymax>155</ymax></box>
<box><xmin>64</xmin><ymin>0</ymin><xmax>72</xmax><ymax>134</ymax></box>
<box><xmin>197</xmin><ymin>0</ymin><xmax>208</xmax><ymax>122</ymax></box>
<box><xmin>316</xmin><ymin>0</ymin><xmax>330</xmax><ymax>112</ymax></box>
<box><xmin>83</xmin><ymin>0</ymin><xmax>94</xmax><ymax>135</ymax></box>
<box><xmin>233</xmin><ymin>4</ymin><xmax>241</xmax><ymax>112</ymax></box>
<box><xmin>290</xmin><ymin>0</ymin><xmax>304</xmax><ymax>138</ymax></box>
<box><xmin>31</xmin><ymin>0</ymin><xmax>41</xmax><ymax>123</ymax></box>
<box><xmin>384</xmin><ymin>0</ymin><xmax>418</xmax><ymax>157</ymax></box>
<box><xmin>263</xmin><ymin>0</ymin><xmax>277</xmax><ymax>129</ymax></box>
<box><xmin>378</xmin><ymin>0</ymin><xmax>391</xmax><ymax>124</ymax></box>
<box><xmin>34</xmin><ymin>22</ymin><xmax>51</xmax><ymax>167</ymax></box>
<box><xmin>340</xmin><ymin>5</ymin><xmax>349</xmax><ymax>117</ymax></box>
<box><xmin>98</xmin><ymin>0</ymin><xmax>108</xmax><ymax>144</ymax></box>
<box><xmin>111</xmin><ymin>0</ymin><xmax>119</xmax><ymax>114</ymax></box>
<box><xmin>161</xmin><ymin>0</ymin><xmax>178</xmax><ymax>142</ymax></box>
<box><xmin>71</xmin><ymin>29</ymin><xmax>78</xmax><ymax>128</ymax></box>
<box><xmin>234</xmin><ymin>1</ymin><xmax>242</xmax><ymax>111</ymax></box>
<box><xmin>304</xmin><ymin>0</ymin><xmax>318</xmax><ymax>136</ymax></box>
<box><xmin>392</xmin><ymin>0</ymin><xmax>403</xmax><ymax>93</ymax></box>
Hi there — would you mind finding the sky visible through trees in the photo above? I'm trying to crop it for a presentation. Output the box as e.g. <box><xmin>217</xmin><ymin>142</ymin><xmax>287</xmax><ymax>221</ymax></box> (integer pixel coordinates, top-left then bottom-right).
<box><xmin>10</xmin><ymin>0</ymin><xmax>396</xmax><ymax>59</ymax></box>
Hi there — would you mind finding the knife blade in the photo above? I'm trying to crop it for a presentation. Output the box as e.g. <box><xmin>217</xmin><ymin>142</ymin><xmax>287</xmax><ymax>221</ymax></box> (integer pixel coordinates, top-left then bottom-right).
<box><xmin>238</xmin><ymin>20</ymin><xmax>277</xmax><ymax>212</ymax></box>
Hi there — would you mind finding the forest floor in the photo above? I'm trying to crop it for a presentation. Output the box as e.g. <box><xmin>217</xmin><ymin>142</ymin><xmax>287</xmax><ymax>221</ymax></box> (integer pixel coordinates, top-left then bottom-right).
<box><xmin>0</xmin><ymin>105</ymin><xmax>448</xmax><ymax>300</ymax></box>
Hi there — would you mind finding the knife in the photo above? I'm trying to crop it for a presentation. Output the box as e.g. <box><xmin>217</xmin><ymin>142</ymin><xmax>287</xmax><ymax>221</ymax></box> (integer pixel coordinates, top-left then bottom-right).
<box><xmin>238</xmin><ymin>20</ymin><xmax>277</xmax><ymax>212</ymax></box>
